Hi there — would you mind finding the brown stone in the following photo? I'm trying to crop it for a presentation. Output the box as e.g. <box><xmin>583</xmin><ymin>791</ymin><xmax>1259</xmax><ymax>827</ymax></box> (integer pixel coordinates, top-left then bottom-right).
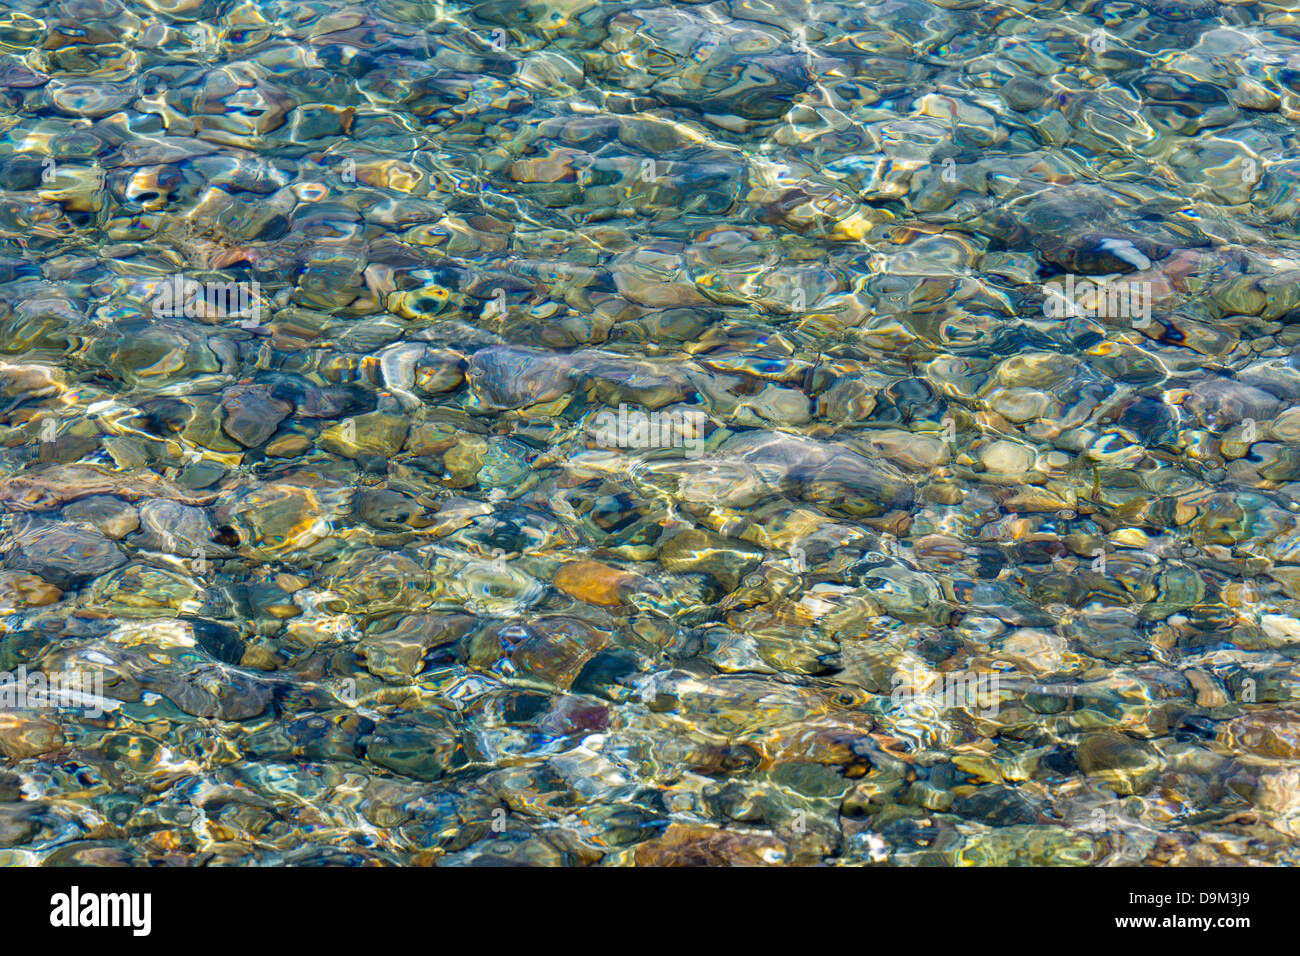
<box><xmin>553</xmin><ymin>560</ymin><xmax>642</xmax><ymax>607</ymax></box>
<box><xmin>633</xmin><ymin>823</ymin><xmax>786</xmax><ymax>866</ymax></box>
<box><xmin>1225</xmin><ymin>711</ymin><xmax>1300</xmax><ymax>759</ymax></box>
<box><xmin>0</xmin><ymin>570</ymin><xmax>62</xmax><ymax>608</ymax></box>
<box><xmin>0</xmin><ymin>714</ymin><xmax>64</xmax><ymax>760</ymax></box>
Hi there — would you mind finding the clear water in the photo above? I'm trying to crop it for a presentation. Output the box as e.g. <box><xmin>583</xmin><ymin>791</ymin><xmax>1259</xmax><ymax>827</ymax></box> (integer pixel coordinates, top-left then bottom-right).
<box><xmin>0</xmin><ymin>0</ymin><xmax>1298</xmax><ymax>865</ymax></box>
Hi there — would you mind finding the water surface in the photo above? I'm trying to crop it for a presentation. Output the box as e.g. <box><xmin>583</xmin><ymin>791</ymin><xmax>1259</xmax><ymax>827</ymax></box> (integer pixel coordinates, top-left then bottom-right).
<box><xmin>0</xmin><ymin>0</ymin><xmax>1298</xmax><ymax>865</ymax></box>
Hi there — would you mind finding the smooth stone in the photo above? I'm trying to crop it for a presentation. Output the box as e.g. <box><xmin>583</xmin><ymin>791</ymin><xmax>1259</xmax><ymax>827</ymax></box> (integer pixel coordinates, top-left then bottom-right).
<box><xmin>3</xmin><ymin>519</ymin><xmax>125</xmax><ymax>588</ymax></box>
<box><xmin>132</xmin><ymin>499</ymin><xmax>215</xmax><ymax>556</ymax></box>
<box><xmin>553</xmin><ymin>560</ymin><xmax>642</xmax><ymax>607</ymax></box>
<box><xmin>265</xmin><ymin>434</ymin><xmax>312</xmax><ymax>457</ymax></box>
<box><xmin>320</xmin><ymin>412</ymin><xmax>409</xmax><ymax>458</ymax></box>
<box><xmin>221</xmin><ymin>385</ymin><xmax>293</xmax><ymax>448</ymax></box>
<box><xmin>176</xmin><ymin>462</ymin><xmax>227</xmax><ymax>489</ymax></box>
<box><xmin>359</xmin><ymin>613</ymin><xmax>476</xmax><ymax>680</ymax></box>
<box><xmin>1076</xmin><ymin>734</ymin><xmax>1162</xmax><ymax>795</ymax></box>
<box><xmin>1225</xmin><ymin>712</ymin><xmax>1300</xmax><ymax>759</ymax></box>
<box><xmin>632</xmin><ymin>823</ymin><xmax>785</xmax><ymax>866</ymax></box>
<box><xmin>0</xmin><ymin>570</ymin><xmax>61</xmax><ymax>608</ymax></box>
<box><xmin>0</xmin><ymin>714</ymin><xmax>63</xmax><ymax>760</ymax></box>
<box><xmin>658</xmin><ymin>528</ymin><xmax>763</xmax><ymax>590</ymax></box>
<box><xmin>61</xmin><ymin>496</ymin><xmax>139</xmax><ymax>539</ymax></box>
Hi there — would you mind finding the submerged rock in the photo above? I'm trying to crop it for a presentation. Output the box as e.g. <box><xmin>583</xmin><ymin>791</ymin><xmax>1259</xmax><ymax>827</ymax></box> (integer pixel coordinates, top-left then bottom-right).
<box><xmin>2</xmin><ymin>519</ymin><xmax>125</xmax><ymax>588</ymax></box>
<box><xmin>0</xmin><ymin>0</ymin><xmax>1296</xmax><ymax>869</ymax></box>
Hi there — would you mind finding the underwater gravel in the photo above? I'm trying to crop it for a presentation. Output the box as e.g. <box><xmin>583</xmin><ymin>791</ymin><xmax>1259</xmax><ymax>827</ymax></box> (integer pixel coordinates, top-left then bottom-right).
<box><xmin>0</xmin><ymin>0</ymin><xmax>1298</xmax><ymax>865</ymax></box>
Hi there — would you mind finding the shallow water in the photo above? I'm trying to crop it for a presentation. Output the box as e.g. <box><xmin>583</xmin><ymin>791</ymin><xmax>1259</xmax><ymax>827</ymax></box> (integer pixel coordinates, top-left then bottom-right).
<box><xmin>0</xmin><ymin>0</ymin><xmax>1298</xmax><ymax>865</ymax></box>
